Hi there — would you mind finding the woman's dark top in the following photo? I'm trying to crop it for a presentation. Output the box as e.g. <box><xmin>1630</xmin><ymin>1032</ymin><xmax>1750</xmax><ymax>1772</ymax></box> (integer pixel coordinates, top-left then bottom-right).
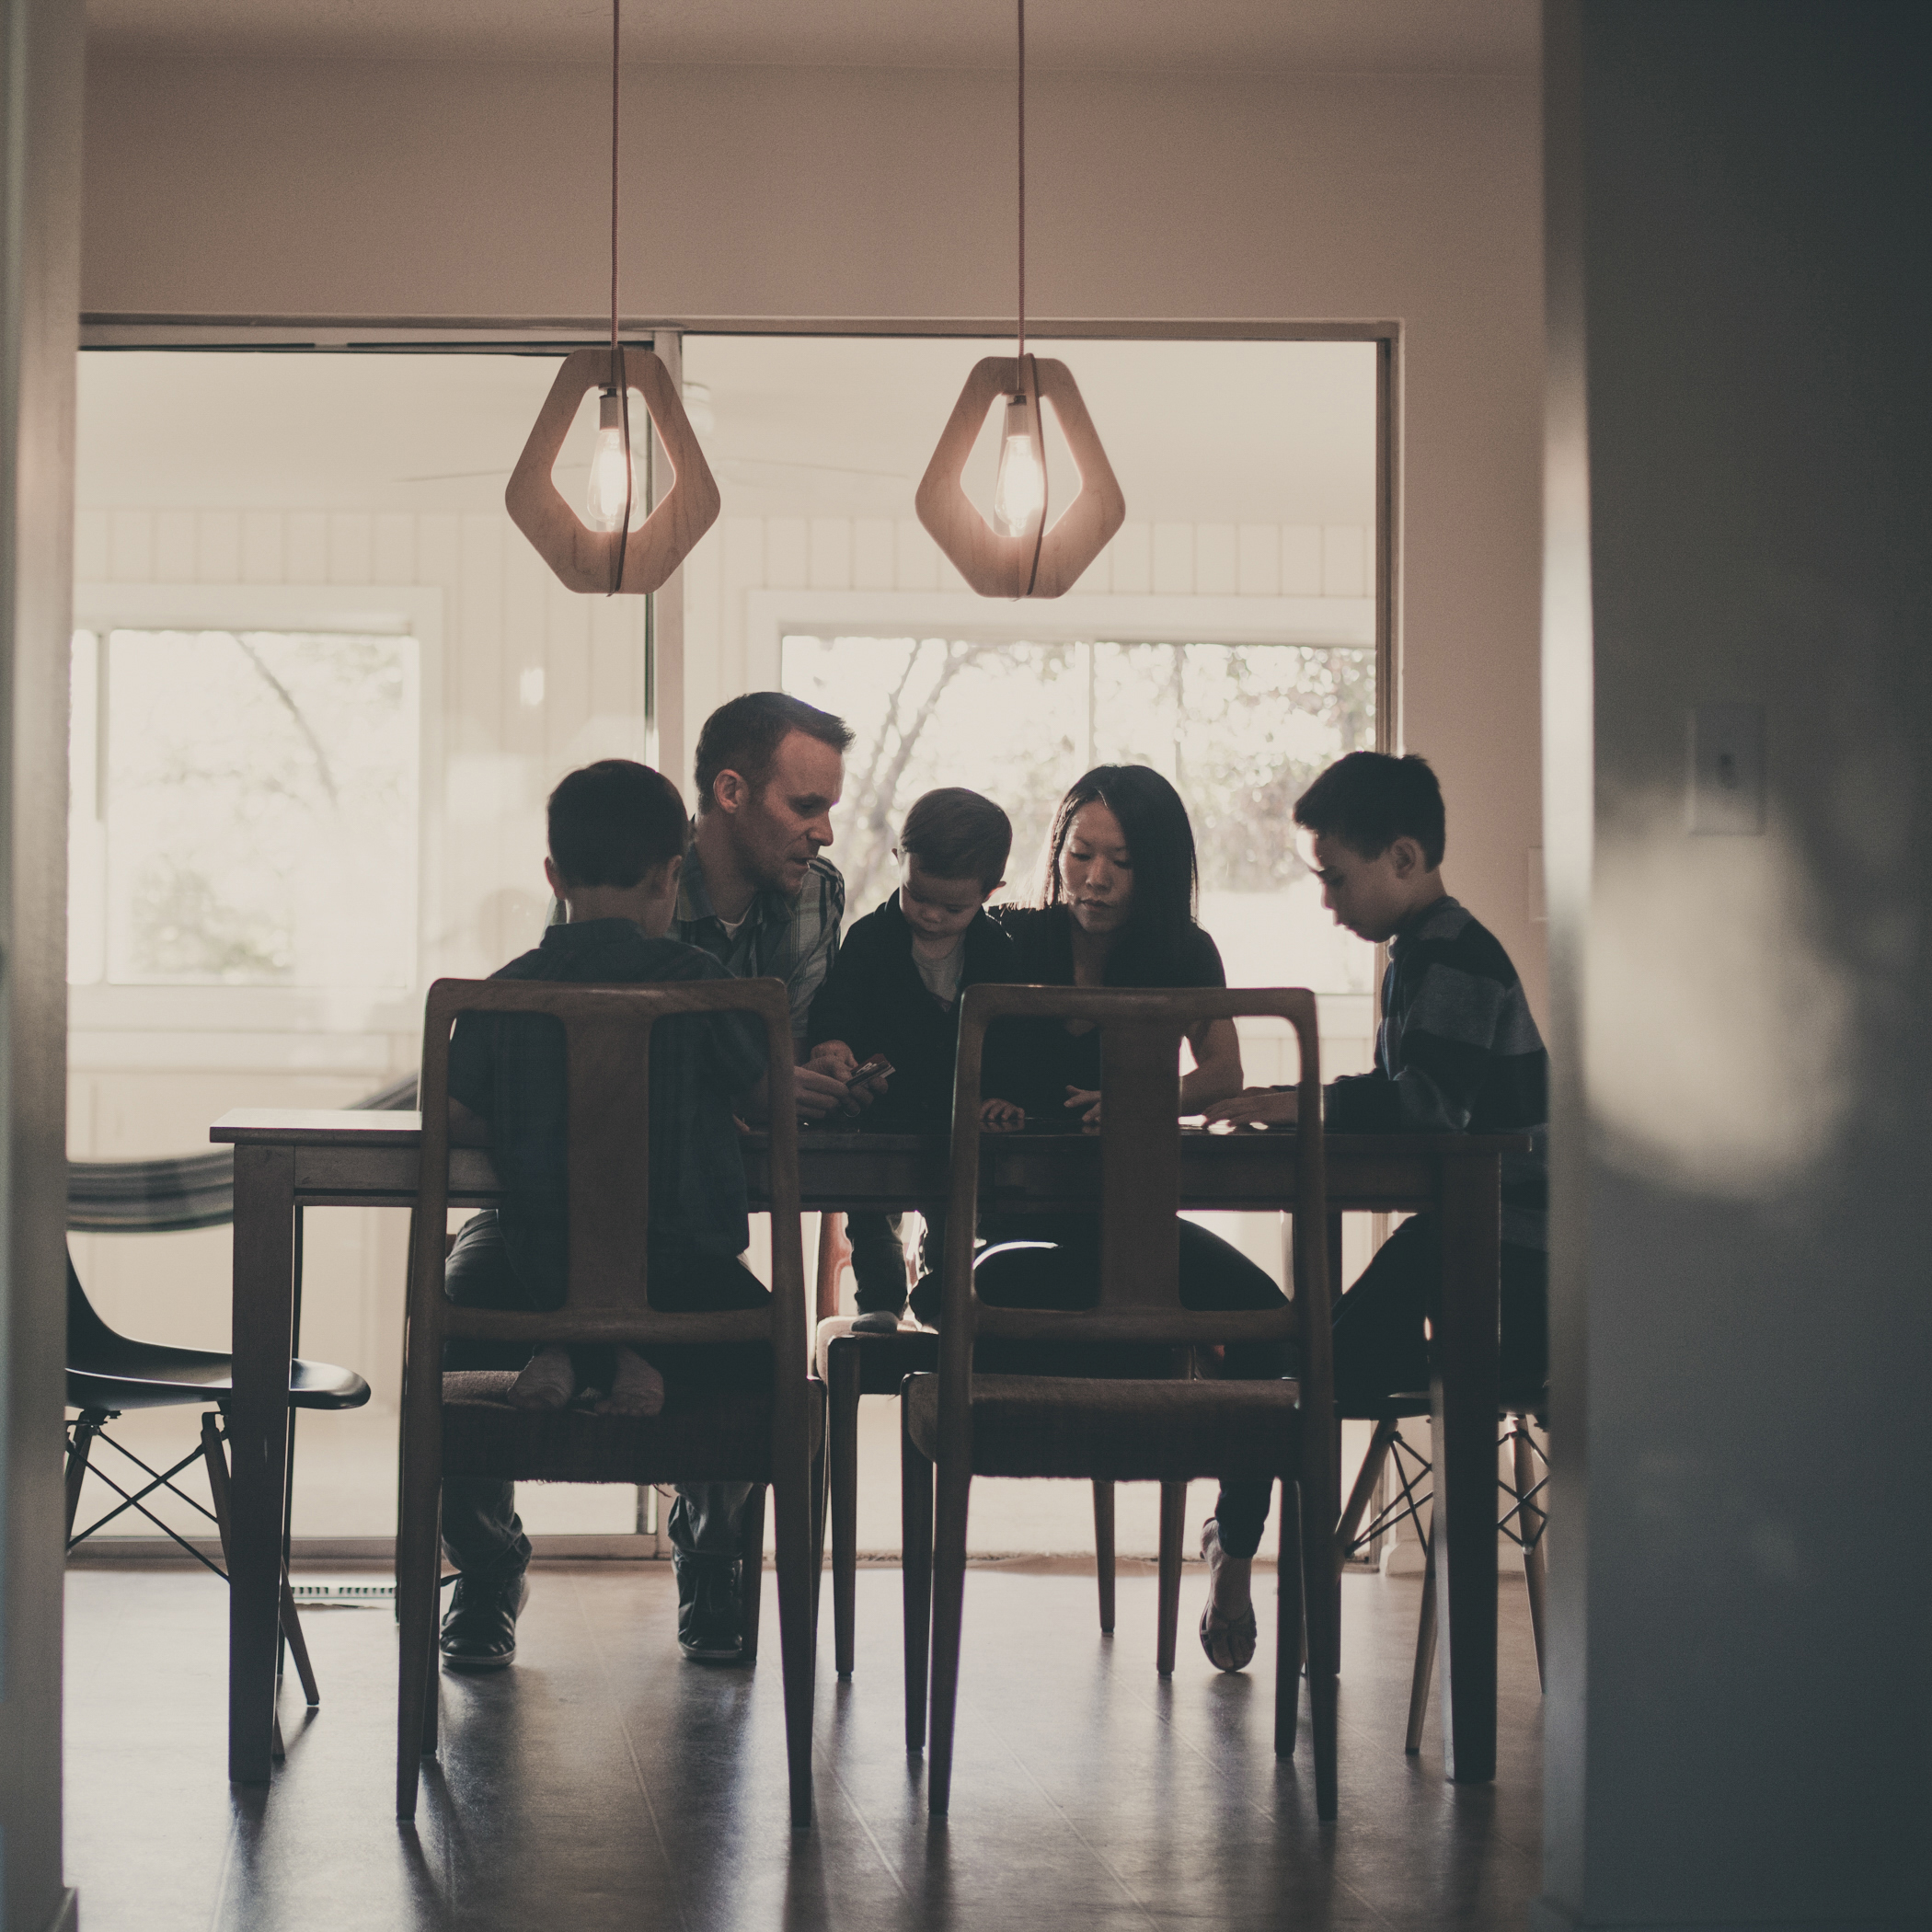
<box><xmin>989</xmin><ymin>903</ymin><xmax>1226</xmax><ymax>1124</ymax></box>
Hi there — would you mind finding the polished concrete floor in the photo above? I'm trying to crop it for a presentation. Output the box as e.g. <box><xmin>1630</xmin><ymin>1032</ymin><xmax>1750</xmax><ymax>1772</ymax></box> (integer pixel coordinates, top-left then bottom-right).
<box><xmin>64</xmin><ymin>1558</ymin><xmax>1544</xmax><ymax>1931</ymax></box>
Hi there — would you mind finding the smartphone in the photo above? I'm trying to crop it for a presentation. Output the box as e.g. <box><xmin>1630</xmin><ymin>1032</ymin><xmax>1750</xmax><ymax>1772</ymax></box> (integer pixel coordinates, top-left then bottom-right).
<box><xmin>845</xmin><ymin>1055</ymin><xmax>893</xmax><ymax>1088</ymax></box>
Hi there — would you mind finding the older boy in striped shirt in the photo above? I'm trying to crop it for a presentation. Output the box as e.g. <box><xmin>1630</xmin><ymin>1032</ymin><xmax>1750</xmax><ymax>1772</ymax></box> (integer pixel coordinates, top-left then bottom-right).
<box><xmin>1202</xmin><ymin>753</ymin><xmax>1548</xmax><ymax>1658</ymax></box>
<box><xmin>1208</xmin><ymin>750</ymin><xmax>1548</xmax><ymax>1398</ymax></box>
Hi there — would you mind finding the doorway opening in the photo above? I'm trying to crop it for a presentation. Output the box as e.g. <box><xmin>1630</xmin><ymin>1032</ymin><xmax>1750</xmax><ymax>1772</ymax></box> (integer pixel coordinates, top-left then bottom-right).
<box><xmin>68</xmin><ymin>327</ymin><xmax>1389</xmax><ymax>1560</ymax></box>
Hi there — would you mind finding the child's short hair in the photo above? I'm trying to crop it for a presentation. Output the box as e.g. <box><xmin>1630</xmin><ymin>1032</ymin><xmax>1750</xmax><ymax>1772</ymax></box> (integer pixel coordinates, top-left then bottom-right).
<box><xmin>901</xmin><ymin>788</ymin><xmax>1012</xmax><ymax>890</ymax></box>
<box><xmin>693</xmin><ymin>692</ymin><xmax>854</xmax><ymax>813</ymax></box>
<box><xmin>547</xmin><ymin>759</ymin><xmax>686</xmax><ymax>888</ymax></box>
<box><xmin>1293</xmin><ymin>752</ymin><xmax>1446</xmax><ymax>869</ymax></box>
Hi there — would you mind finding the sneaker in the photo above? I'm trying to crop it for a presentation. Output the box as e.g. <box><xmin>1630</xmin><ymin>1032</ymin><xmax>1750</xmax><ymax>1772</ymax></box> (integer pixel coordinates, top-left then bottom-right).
<box><xmin>674</xmin><ymin>1554</ymin><xmax>743</xmax><ymax>1663</ymax></box>
<box><xmin>440</xmin><ymin>1565</ymin><xmax>529</xmax><ymax>1672</ymax></box>
<box><xmin>849</xmin><ymin>1309</ymin><xmax>903</xmax><ymax>1335</ymax></box>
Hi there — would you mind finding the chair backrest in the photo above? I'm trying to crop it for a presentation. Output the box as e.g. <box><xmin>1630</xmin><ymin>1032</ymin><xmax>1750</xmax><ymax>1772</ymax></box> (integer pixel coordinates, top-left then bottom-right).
<box><xmin>66</xmin><ymin>1249</ymin><xmax>132</xmax><ymax>1365</ymax></box>
<box><xmin>935</xmin><ymin>982</ymin><xmax>1330</xmax><ymax>1397</ymax></box>
<box><xmin>404</xmin><ymin>976</ymin><xmax>806</xmax><ymax>1393</ymax></box>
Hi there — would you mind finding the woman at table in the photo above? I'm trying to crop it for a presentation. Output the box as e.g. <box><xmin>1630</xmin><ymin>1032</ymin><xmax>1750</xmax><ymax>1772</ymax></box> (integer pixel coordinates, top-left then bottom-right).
<box><xmin>913</xmin><ymin>763</ymin><xmax>1287</xmax><ymax>1673</ymax></box>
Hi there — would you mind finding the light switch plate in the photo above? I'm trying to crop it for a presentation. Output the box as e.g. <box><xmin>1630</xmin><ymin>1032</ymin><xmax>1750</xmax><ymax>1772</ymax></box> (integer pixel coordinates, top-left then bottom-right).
<box><xmin>1687</xmin><ymin>703</ymin><xmax>1765</xmax><ymax>834</ymax></box>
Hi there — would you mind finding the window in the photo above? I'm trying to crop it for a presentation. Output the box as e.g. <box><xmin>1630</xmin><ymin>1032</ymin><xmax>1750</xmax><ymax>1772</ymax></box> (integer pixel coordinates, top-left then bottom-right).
<box><xmin>783</xmin><ymin>631</ymin><xmax>1375</xmax><ymax>999</ymax></box>
<box><xmin>68</xmin><ymin>626</ymin><xmax>420</xmax><ymax>990</ymax></box>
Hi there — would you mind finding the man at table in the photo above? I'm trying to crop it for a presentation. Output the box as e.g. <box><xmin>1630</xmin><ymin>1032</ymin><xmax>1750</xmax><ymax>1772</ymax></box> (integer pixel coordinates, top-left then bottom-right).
<box><xmin>447</xmin><ymin>697</ymin><xmax>871</xmax><ymax>1670</ymax></box>
<box><xmin>662</xmin><ymin>692</ymin><xmax>879</xmax><ymax>1659</ymax></box>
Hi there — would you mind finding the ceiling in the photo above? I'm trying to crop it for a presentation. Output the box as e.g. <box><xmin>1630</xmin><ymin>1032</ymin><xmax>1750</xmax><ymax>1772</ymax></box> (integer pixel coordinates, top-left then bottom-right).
<box><xmin>84</xmin><ymin>0</ymin><xmax>1536</xmax><ymax>73</ymax></box>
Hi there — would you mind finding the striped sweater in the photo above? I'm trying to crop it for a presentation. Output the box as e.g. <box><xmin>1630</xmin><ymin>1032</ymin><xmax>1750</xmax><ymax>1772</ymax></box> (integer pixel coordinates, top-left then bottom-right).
<box><xmin>1326</xmin><ymin>896</ymin><xmax>1549</xmax><ymax>1251</ymax></box>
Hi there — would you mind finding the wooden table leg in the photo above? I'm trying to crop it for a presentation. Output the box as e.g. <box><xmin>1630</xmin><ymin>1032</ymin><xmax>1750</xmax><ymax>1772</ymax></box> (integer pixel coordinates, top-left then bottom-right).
<box><xmin>278</xmin><ymin>1204</ymin><xmax>305</xmax><ymax>1690</ymax></box>
<box><xmin>1325</xmin><ymin>1208</ymin><xmax>1345</xmax><ymax>1678</ymax></box>
<box><xmin>1431</xmin><ymin>1149</ymin><xmax>1501</xmax><ymax>1782</ymax></box>
<box><xmin>829</xmin><ymin>1339</ymin><xmax>862</xmax><ymax>1677</ymax></box>
<box><xmin>229</xmin><ymin>1143</ymin><xmax>296</xmax><ymax>1785</ymax></box>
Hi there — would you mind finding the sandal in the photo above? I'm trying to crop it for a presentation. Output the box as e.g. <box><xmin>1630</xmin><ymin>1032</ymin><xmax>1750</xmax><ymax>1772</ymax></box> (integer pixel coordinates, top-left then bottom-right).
<box><xmin>1199</xmin><ymin>1519</ymin><xmax>1258</xmax><ymax>1673</ymax></box>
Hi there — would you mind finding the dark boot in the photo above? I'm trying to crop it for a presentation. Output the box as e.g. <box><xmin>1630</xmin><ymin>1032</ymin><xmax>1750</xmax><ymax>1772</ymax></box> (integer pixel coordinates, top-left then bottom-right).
<box><xmin>440</xmin><ymin>1558</ymin><xmax>529</xmax><ymax>1672</ymax></box>
<box><xmin>673</xmin><ymin>1550</ymin><xmax>743</xmax><ymax>1663</ymax></box>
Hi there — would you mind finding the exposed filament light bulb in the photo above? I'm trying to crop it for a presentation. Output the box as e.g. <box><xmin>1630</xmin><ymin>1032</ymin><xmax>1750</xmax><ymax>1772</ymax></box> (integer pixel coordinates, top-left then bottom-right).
<box><xmin>991</xmin><ymin>392</ymin><xmax>1045</xmax><ymax>537</ymax></box>
<box><xmin>584</xmin><ymin>389</ymin><xmax>638</xmax><ymax>533</ymax></box>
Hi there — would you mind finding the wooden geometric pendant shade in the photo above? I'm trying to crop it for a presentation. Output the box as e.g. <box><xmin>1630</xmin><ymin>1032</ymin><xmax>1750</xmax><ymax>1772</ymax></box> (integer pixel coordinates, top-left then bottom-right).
<box><xmin>506</xmin><ymin>346</ymin><xmax>721</xmax><ymax>596</ymax></box>
<box><xmin>914</xmin><ymin>354</ymin><xmax>1126</xmax><ymax>599</ymax></box>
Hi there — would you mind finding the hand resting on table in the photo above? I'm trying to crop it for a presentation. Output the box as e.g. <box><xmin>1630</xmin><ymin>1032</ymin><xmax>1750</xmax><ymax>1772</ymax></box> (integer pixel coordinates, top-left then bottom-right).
<box><xmin>1199</xmin><ymin>1087</ymin><xmax>1299</xmax><ymax>1131</ymax></box>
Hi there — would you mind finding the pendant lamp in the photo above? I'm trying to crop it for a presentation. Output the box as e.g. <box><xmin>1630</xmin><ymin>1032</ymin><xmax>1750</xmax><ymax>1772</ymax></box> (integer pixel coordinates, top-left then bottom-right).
<box><xmin>915</xmin><ymin>0</ymin><xmax>1124</xmax><ymax>599</ymax></box>
<box><xmin>506</xmin><ymin>0</ymin><xmax>719</xmax><ymax>595</ymax></box>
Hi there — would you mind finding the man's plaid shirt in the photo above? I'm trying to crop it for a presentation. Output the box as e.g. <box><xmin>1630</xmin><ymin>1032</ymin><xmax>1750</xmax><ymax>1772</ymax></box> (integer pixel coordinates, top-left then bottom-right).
<box><xmin>670</xmin><ymin>823</ymin><xmax>845</xmax><ymax>1051</ymax></box>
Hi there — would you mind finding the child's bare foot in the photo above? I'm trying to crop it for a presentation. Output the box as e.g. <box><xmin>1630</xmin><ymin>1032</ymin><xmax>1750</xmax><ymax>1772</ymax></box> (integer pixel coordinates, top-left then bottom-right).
<box><xmin>597</xmin><ymin>1345</ymin><xmax>666</xmax><ymax>1418</ymax></box>
<box><xmin>509</xmin><ymin>1344</ymin><xmax>575</xmax><ymax>1409</ymax></box>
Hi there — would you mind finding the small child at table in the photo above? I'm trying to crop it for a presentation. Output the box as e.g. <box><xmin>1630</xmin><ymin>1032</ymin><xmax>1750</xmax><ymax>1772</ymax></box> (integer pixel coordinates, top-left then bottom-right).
<box><xmin>1203</xmin><ymin>751</ymin><xmax>1550</xmax><ymax>1408</ymax></box>
<box><xmin>806</xmin><ymin>787</ymin><xmax>1024</xmax><ymax>1330</ymax></box>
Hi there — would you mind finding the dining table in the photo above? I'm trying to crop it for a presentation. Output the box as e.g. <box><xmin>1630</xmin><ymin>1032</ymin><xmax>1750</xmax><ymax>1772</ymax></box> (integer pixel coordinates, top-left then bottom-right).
<box><xmin>211</xmin><ymin>1109</ymin><xmax>1522</xmax><ymax>1788</ymax></box>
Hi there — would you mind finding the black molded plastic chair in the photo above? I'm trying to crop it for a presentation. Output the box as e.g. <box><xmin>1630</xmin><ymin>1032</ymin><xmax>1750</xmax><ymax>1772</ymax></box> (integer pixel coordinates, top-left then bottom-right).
<box><xmin>64</xmin><ymin>1250</ymin><xmax>372</xmax><ymax>1749</ymax></box>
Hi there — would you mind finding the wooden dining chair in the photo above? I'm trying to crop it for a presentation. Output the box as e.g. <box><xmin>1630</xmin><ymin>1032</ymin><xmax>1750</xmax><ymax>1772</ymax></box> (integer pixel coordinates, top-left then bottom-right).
<box><xmin>394</xmin><ymin>975</ymin><xmax>824</xmax><ymax>1827</ymax></box>
<box><xmin>901</xmin><ymin>984</ymin><xmax>1339</xmax><ymax>1820</ymax></box>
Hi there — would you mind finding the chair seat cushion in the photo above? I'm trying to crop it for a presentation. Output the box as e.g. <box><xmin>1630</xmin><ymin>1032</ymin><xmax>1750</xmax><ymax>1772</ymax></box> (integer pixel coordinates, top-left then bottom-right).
<box><xmin>814</xmin><ymin>1317</ymin><xmax>939</xmax><ymax>1390</ymax></box>
<box><xmin>442</xmin><ymin>1371</ymin><xmax>825</xmax><ymax>1484</ymax></box>
<box><xmin>903</xmin><ymin>1373</ymin><xmax>1301</xmax><ymax>1482</ymax></box>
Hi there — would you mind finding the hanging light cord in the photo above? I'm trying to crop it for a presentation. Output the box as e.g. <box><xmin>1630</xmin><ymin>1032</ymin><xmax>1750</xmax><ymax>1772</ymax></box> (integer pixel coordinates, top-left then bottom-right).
<box><xmin>611</xmin><ymin>0</ymin><xmax>621</xmax><ymax>361</ymax></box>
<box><xmin>1017</xmin><ymin>0</ymin><xmax>1045</xmax><ymax>593</ymax></box>
<box><xmin>610</xmin><ymin>0</ymin><xmax>632</xmax><ymax>594</ymax></box>
<box><xmin>1016</xmin><ymin>0</ymin><xmax>1026</xmax><ymax>374</ymax></box>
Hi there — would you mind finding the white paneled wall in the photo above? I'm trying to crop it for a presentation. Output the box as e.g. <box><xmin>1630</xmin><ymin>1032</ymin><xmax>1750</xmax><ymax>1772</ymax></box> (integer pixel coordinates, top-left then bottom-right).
<box><xmin>683</xmin><ymin>513</ymin><xmax>1372</xmax><ymax>754</ymax></box>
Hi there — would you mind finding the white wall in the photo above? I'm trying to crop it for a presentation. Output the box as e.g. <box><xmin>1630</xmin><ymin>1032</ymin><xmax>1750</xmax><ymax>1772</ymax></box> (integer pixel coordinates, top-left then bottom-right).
<box><xmin>79</xmin><ymin>52</ymin><xmax>1548</xmax><ymax>1019</ymax></box>
<box><xmin>1539</xmin><ymin>5</ymin><xmax>1932</xmax><ymax>1926</ymax></box>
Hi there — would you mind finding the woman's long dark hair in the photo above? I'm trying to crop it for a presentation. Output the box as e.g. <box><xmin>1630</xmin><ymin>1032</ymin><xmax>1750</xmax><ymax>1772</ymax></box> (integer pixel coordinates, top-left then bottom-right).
<box><xmin>1041</xmin><ymin>765</ymin><xmax>1202</xmax><ymax>983</ymax></box>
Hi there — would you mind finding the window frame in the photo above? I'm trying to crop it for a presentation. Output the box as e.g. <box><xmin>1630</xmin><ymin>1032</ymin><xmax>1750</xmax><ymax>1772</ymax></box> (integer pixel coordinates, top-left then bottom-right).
<box><xmin>776</xmin><ymin>614</ymin><xmax>1383</xmax><ymax>1050</ymax></box>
